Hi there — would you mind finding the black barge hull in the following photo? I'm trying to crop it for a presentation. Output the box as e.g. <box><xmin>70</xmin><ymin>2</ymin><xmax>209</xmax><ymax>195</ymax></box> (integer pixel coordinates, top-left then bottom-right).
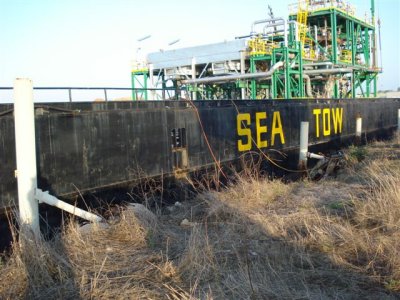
<box><xmin>1</xmin><ymin>98</ymin><xmax>399</xmax><ymax>209</ymax></box>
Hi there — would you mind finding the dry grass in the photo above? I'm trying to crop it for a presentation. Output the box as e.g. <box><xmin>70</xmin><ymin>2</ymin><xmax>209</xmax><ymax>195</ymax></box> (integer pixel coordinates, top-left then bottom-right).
<box><xmin>1</xmin><ymin>135</ymin><xmax>400</xmax><ymax>299</ymax></box>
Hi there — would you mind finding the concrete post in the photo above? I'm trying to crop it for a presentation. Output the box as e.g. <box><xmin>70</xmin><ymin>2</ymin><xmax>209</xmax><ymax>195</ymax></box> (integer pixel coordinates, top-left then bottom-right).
<box><xmin>299</xmin><ymin>121</ymin><xmax>309</xmax><ymax>169</ymax></box>
<box><xmin>14</xmin><ymin>78</ymin><xmax>39</xmax><ymax>238</ymax></box>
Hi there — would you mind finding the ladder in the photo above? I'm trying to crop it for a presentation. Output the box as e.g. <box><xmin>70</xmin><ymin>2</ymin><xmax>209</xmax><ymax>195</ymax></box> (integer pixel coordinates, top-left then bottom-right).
<box><xmin>297</xmin><ymin>0</ymin><xmax>310</xmax><ymax>57</ymax></box>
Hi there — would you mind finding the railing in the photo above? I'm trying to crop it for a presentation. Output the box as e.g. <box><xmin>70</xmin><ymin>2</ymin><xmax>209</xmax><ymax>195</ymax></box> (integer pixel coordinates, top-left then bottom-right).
<box><xmin>0</xmin><ymin>87</ymin><xmax>189</xmax><ymax>102</ymax></box>
<box><xmin>289</xmin><ymin>0</ymin><xmax>356</xmax><ymax>17</ymax></box>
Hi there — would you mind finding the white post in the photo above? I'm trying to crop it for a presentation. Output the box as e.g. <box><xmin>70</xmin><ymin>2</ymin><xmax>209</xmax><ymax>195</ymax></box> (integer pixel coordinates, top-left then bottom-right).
<box><xmin>299</xmin><ymin>121</ymin><xmax>309</xmax><ymax>169</ymax></box>
<box><xmin>14</xmin><ymin>78</ymin><xmax>40</xmax><ymax>238</ymax></box>
<box><xmin>397</xmin><ymin>109</ymin><xmax>400</xmax><ymax>132</ymax></box>
<box><xmin>356</xmin><ymin>117</ymin><xmax>362</xmax><ymax>144</ymax></box>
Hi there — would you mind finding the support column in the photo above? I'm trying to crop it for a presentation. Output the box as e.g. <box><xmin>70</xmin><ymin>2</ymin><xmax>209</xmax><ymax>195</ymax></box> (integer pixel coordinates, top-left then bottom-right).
<box><xmin>284</xmin><ymin>47</ymin><xmax>290</xmax><ymax>99</ymax></box>
<box><xmin>14</xmin><ymin>78</ymin><xmax>39</xmax><ymax>239</ymax></box>
<box><xmin>331</xmin><ymin>11</ymin><xmax>338</xmax><ymax>65</ymax></box>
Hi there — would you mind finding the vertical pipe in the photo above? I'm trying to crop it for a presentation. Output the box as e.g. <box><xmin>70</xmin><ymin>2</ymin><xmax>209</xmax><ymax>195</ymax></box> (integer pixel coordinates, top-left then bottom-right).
<box><xmin>13</xmin><ymin>78</ymin><xmax>39</xmax><ymax>238</ymax></box>
<box><xmin>314</xmin><ymin>25</ymin><xmax>318</xmax><ymax>58</ymax></box>
<box><xmin>284</xmin><ymin>20</ymin><xmax>288</xmax><ymax>48</ymax></box>
<box><xmin>299</xmin><ymin>121</ymin><xmax>309</xmax><ymax>169</ymax></box>
<box><xmin>191</xmin><ymin>57</ymin><xmax>197</xmax><ymax>101</ymax></box>
<box><xmin>397</xmin><ymin>109</ymin><xmax>400</xmax><ymax>133</ymax></box>
<box><xmin>69</xmin><ymin>89</ymin><xmax>72</xmax><ymax>102</ymax></box>
<box><xmin>240</xmin><ymin>51</ymin><xmax>246</xmax><ymax>99</ymax></box>
<box><xmin>355</xmin><ymin>116</ymin><xmax>362</xmax><ymax>144</ymax></box>
<box><xmin>104</xmin><ymin>89</ymin><xmax>108</xmax><ymax>102</ymax></box>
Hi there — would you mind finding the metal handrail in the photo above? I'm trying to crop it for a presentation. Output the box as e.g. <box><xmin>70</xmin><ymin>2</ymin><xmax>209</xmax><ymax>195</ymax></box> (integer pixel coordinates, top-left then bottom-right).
<box><xmin>0</xmin><ymin>86</ymin><xmax>186</xmax><ymax>102</ymax></box>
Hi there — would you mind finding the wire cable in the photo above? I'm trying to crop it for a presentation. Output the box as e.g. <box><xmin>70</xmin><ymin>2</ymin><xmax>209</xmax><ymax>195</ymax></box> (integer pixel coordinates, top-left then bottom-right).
<box><xmin>184</xmin><ymin>98</ymin><xmax>228</xmax><ymax>178</ymax></box>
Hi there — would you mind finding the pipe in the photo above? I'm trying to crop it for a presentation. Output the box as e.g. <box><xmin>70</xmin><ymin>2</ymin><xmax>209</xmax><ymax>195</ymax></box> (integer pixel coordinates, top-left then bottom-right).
<box><xmin>299</xmin><ymin>121</ymin><xmax>309</xmax><ymax>170</ymax></box>
<box><xmin>304</xmin><ymin>68</ymin><xmax>353</xmax><ymax>75</ymax></box>
<box><xmin>36</xmin><ymin>189</ymin><xmax>103</xmax><ymax>223</ymax></box>
<box><xmin>303</xmin><ymin>75</ymin><xmax>313</xmax><ymax>97</ymax></box>
<box><xmin>307</xmin><ymin>152</ymin><xmax>326</xmax><ymax>160</ymax></box>
<box><xmin>240</xmin><ymin>51</ymin><xmax>246</xmax><ymax>99</ymax></box>
<box><xmin>251</xmin><ymin>18</ymin><xmax>285</xmax><ymax>35</ymax></box>
<box><xmin>182</xmin><ymin>61</ymin><xmax>284</xmax><ymax>85</ymax></box>
<box><xmin>397</xmin><ymin>109</ymin><xmax>400</xmax><ymax>133</ymax></box>
<box><xmin>284</xmin><ymin>20</ymin><xmax>288</xmax><ymax>47</ymax></box>
<box><xmin>355</xmin><ymin>117</ymin><xmax>362</xmax><ymax>145</ymax></box>
<box><xmin>303</xmin><ymin>62</ymin><xmax>333</xmax><ymax>67</ymax></box>
<box><xmin>262</xmin><ymin>18</ymin><xmax>287</xmax><ymax>47</ymax></box>
<box><xmin>14</xmin><ymin>78</ymin><xmax>40</xmax><ymax>238</ymax></box>
<box><xmin>287</xmin><ymin>20</ymin><xmax>299</xmax><ymax>42</ymax></box>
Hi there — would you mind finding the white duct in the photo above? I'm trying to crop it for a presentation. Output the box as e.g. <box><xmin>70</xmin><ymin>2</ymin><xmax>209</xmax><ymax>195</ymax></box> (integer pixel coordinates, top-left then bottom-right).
<box><xmin>182</xmin><ymin>61</ymin><xmax>284</xmax><ymax>85</ymax></box>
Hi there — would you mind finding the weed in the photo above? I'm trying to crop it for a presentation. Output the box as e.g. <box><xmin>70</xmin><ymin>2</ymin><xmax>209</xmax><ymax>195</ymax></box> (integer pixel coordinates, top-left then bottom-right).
<box><xmin>348</xmin><ymin>144</ymin><xmax>368</xmax><ymax>162</ymax></box>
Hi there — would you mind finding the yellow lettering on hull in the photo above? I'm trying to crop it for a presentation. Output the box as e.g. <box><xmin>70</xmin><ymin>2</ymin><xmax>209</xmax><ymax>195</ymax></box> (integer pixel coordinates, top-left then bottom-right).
<box><xmin>314</xmin><ymin>107</ymin><xmax>344</xmax><ymax>138</ymax></box>
<box><xmin>237</xmin><ymin>113</ymin><xmax>251</xmax><ymax>151</ymax></box>
<box><xmin>256</xmin><ymin>112</ymin><xmax>268</xmax><ymax>148</ymax></box>
<box><xmin>236</xmin><ymin>111</ymin><xmax>285</xmax><ymax>152</ymax></box>
<box><xmin>271</xmin><ymin>111</ymin><xmax>285</xmax><ymax>146</ymax></box>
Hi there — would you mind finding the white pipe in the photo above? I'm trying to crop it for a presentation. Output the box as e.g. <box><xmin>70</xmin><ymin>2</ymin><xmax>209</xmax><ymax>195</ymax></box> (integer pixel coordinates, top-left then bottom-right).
<box><xmin>295</xmin><ymin>74</ymin><xmax>313</xmax><ymax>97</ymax></box>
<box><xmin>240</xmin><ymin>51</ymin><xmax>246</xmax><ymax>99</ymax></box>
<box><xmin>356</xmin><ymin>117</ymin><xmax>362</xmax><ymax>138</ymax></box>
<box><xmin>284</xmin><ymin>20</ymin><xmax>288</xmax><ymax>47</ymax></box>
<box><xmin>299</xmin><ymin>121</ymin><xmax>309</xmax><ymax>169</ymax></box>
<box><xmin>287</xmin><ymin>20</ymin><xmax>299</xmax><ymax>42</ymax></box>
<box><xmin>251</xmin><ymin>18</ymin><xmax>284</xmax><ymax>35</ymax></box>
<box><xmin>261</xmin><ymin>18</ymin><xmax>287</xmax><ymax>47</ymax></box>
<box><xmin>14</xmin><ymin>78</ymin><xmax>40</xmax><ymax>238</ymax></box>
<box><xmin>304</xmin><ymin>68</ymin><xmax>353</xmax><ymax>75</ymax></box>
<box><xmin>307</xmin><ymin>152</ymin><xmax>325</xmax><ymax>160</ymax></box>
<box><xmin>191</xmin><ymin>57</ymin><xmax>197</xmax><ymax>100</ymax></box>
<box><xmin>36</xmin><ymin>189</ymin><xmax>103</xmax><ymax>223</ymax></box>
<box><xmin>183</xmin><ymin>61</ymin><xmax>284</xmax><ymax>85</ymax></box>
<box><xmin>398</xmin><ymin>109</ymin><xmax>400</xmax><ymax>132</ymax></box>
<box><xmin>304</xmin><ymin>75</ymin><xmax>313</xmax><ymax>97</ymax></box>
<box><xmin>303</xmin><ymin>62</ymin><xmax>333</xmax><ymax>67</ymax></box>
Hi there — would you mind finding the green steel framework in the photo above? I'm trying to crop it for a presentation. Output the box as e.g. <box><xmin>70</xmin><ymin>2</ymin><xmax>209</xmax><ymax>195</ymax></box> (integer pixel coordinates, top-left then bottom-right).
<box><xmin>131</xmin><ymin>69</ymin><xmax>149</xmax><ymax>101</ymax></box>
<box><xmin>131</xmin><ymin>0</ymin><xmax>380</xmax><ymax>100</ymax></box>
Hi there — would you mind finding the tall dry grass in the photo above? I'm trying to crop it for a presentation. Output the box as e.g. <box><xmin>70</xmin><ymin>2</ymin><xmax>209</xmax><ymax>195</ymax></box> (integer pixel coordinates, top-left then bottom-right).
<box><xmin>0</xmin><ymin>136</ymin><xmax>399</xmax><ymax>299</ymax></box>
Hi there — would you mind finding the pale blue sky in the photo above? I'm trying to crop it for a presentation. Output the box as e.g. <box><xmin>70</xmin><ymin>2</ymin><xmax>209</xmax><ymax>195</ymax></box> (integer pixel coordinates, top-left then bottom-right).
<box><xmin>1</xmin><ymin>0</ymin><xmax>399</xmax><ymax>93</ymax></box>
